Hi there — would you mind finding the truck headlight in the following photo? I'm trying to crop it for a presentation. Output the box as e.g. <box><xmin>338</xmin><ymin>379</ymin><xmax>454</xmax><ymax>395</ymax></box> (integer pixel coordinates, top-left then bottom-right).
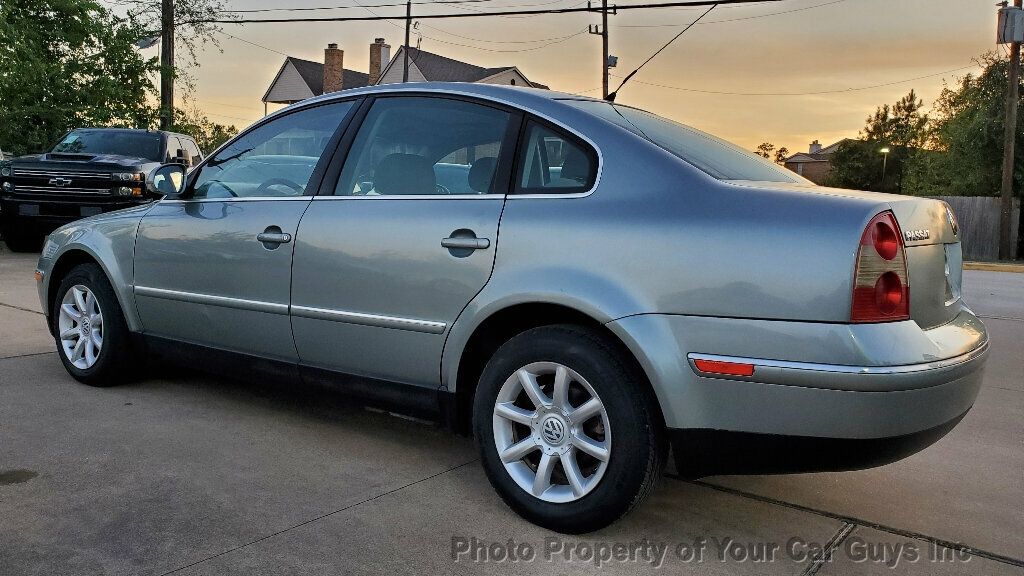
<box><xmin>0</xmin><ymin>166</ymin><xmax>11</xmax><ymax>177</ymax></box>
<box><xmin>113</xmin><ymin>172</ymin><xmax>141</xmax><ymax>182</ymax></box>
<box><xmin>2</xmin><ymin>181</ymin><xmax>12</xmax><ymax>193</ymax></box>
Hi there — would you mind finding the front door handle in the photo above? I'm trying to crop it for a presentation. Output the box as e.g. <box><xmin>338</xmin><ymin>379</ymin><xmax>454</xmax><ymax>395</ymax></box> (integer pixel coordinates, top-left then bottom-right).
<box><xmin>257</xmin><ymin>226</ymin><xmax>292</xmax><ymax>249</ymax></box>
<box><xmin>441</xmin><ymin>236</ymin><xmax>490</xmax><ymax>250</ymax></box>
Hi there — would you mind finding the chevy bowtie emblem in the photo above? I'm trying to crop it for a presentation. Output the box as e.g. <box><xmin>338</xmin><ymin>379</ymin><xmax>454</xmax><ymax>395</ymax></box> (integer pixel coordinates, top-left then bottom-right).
<box><xmin>904</xmin><ymin>229</ymin><xmax>930</xmax><ymax>242</ymax></box>
<box><xmin>49</xmin><ymin>177</ymin><xmax>72</xmax><ymax>187</ymax></box>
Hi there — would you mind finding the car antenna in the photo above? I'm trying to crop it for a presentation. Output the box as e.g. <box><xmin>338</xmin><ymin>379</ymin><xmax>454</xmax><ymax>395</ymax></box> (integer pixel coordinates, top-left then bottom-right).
<box><xmin>605</xmin><ymin>3</ymin><xmax>717</xmax><ymax>102</ymax></box>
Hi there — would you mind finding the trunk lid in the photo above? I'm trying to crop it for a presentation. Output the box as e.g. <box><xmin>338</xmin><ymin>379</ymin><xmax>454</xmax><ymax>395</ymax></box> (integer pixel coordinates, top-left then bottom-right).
<box><xmin>886</xmin><ymin>196</ymin><xmax>964</xmax><ymax>329</ymax></box>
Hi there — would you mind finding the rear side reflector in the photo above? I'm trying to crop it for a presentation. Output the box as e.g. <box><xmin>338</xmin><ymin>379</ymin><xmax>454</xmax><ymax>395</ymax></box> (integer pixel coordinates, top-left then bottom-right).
<box><xmin>693</xmin><ymin>359</ymin><xmax>755</xmax><ymax>377</ymax></box>
<box><xmin>851</xmin><ymin>211</ymin><xmax>910</xmax><ymax>323</ymax></box>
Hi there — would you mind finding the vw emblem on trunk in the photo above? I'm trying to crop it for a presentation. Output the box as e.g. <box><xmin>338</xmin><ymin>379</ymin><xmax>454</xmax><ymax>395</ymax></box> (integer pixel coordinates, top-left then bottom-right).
<box><xmin>49</xmin><ymin>177</ymin><xmax>72</xmax><ymax>187</ymax></box>
<box><xmin>541</xmin><ymin>417</ymin><xmax>566</xmax><ymax>444</ymax></box>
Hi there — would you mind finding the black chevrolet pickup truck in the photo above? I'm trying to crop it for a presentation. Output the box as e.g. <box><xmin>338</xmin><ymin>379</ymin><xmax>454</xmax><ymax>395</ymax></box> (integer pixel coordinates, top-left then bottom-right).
<box><xmin>0</xmin><ymin>128</ymin><xmax>203</xmax><ymax>251</ymax></box>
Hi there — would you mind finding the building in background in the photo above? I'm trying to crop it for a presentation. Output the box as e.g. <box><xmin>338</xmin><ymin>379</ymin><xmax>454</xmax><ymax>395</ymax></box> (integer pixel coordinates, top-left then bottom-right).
<box><xmin>262</xmin><ymin>39</ymin><xmax>546</xmax><ymax>113</ymax></box>
<box><xmin>783</xmin><ymin>139</ymin><xmax>850</xmax><ymax>184</ymax></box>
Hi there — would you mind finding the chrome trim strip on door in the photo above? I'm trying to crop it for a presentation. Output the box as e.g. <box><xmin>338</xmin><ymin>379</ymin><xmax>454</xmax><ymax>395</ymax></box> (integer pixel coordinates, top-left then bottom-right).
<box><xmin>291</xmin><ymin>305</ymin><xmax>447</xmax><ymax>334</ymax></box>
<box><xmin>134</xmin><ymin>286</ymin><xmax>289</xmax><ymax>315</ymax></box>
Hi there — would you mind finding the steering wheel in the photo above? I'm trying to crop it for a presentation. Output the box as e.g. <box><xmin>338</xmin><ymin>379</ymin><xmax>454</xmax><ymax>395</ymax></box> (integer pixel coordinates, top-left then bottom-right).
<box><xmin>435</xmin><ymin>183</ymin><xmax>451</xmax><ymax>195</ymax></box>
<box><xmin>255</xmin><ymin>178</ymin><xmax>305</xmax><ymax>196</ymax></box>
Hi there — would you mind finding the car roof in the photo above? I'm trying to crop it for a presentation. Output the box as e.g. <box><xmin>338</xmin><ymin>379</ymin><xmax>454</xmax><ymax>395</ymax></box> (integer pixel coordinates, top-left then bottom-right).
<box><xmin>300</xmin><ymin>81</ymin><xmax>604</xmax><ymax>111</ymax></box>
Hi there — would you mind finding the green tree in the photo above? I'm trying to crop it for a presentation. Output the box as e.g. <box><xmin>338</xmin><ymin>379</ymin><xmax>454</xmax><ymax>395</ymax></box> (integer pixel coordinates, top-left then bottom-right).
<box><xmin>904</xmin><ymin>53</ymin><xmax>1023</xmax><ymax>197</ymax></box>
<box><xmin>827</xmin><ymin>90</ymin><xmax>928</xmax><ymax>193</ymax></box>
<box><xmin>169</xmin><ymin>105</ymin><xmax>238</xmax><ymax>153</ymax></box>
<box><xmin>755</xmin><ymin>142</ymin><xmax>775</xmax><ymax>159</ymax></box>
<box><xmin>0</xmin><ymin>0</ymin><xmax>158</xmax><ymax>155</ymax></box>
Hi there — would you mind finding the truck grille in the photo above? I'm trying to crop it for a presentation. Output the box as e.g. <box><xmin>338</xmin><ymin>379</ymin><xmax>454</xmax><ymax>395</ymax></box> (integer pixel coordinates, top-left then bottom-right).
<box><xmin>12</xmin><ymin>168</ymin><xmax>114</xmax><ymax>194</ymax></box>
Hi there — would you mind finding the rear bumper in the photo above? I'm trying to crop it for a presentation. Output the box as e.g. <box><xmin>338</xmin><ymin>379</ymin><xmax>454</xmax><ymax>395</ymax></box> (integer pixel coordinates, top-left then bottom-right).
<box><xmin>607</xmin><ymin>310</ymin><xmax>988</xmax><ymax>440</ymax></box>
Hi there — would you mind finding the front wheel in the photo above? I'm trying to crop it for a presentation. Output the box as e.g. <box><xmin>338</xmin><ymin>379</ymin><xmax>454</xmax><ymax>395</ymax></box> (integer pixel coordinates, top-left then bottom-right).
<box><xmin>52</xmin><ymin>263</ymin><xmax>138</xmax><ymax>386</ymax></box>
<box><xmin>473</xmin><ymin>325</ymin><xmax>665</xmax><ymax>533</ymax></box>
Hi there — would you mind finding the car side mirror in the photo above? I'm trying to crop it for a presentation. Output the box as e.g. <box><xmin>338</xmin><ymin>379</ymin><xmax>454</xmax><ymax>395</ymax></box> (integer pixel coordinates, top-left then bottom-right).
<box><xmin>146</xmin><ymin>163</ymin><xmax>187</xmax><ymax>198</ymax></box>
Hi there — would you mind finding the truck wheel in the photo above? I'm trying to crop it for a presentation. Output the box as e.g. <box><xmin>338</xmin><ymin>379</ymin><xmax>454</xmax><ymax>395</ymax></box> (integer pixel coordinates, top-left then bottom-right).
<box><xmin>473</xmin><ymin>325</ymin><xmax>665</xmax><ymax>533</ymax></box>
<box><xmin>52</xmin><ymin>263</ymin><xmax>138</xmax><ymax>386</ymax></box>
<box><xmin>2</xmin><ymin>226</ymin><xmax>43</xmax><ymax>252</ymax></box>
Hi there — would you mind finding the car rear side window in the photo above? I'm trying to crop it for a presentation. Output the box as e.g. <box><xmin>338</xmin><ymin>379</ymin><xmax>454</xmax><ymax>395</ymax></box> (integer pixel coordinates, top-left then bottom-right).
<box><xmin>514</xmin><ymin>120</ymin><xmax>596</xmax><ymax>195</ymax></box>
<box><xmin>334</xmin><ymin>96</ymin><xmax>512</xmax><ymax>196</ymax></box>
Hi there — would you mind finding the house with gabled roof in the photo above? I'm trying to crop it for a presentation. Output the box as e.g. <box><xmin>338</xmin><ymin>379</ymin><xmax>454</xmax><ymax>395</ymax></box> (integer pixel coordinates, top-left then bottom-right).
<box><xmin>783</xmin><ymin>139</ymin><xmax>852</xmax><ymax>184</ymax></box>
<box><xmin>262</xmin><ymin>38</ymin><xmax>546</xmax><ymax>113</ymax></box>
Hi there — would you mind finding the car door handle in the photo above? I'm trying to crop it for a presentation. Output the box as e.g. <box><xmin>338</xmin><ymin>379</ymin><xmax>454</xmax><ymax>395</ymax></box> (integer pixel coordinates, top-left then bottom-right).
<box><xmin>441</xmin><ymin>237</ymin><xmax>490</xmax><ymax>250</ymax></box>
<box><xmin>257</xmin><ymin>232</ymin><xmax>292</xmax><ymax>244</ymax></box>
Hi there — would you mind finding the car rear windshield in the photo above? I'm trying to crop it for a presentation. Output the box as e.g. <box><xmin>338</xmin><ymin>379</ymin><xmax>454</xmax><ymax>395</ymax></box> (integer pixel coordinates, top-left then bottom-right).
<box><xmin>562</xmin><ymin>100</ymin><xmax>803</xmax><ymax>183</ymax></box>
<box><xmin>51</xmin><ymin>130</ymin><xmax>163</xmax><ymax>161</ymax></box>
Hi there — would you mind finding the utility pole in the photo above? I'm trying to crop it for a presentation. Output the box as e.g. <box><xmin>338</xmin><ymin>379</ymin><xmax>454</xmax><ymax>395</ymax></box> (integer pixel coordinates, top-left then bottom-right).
<box><xmin>159</xmin><ymin>0</ymin><xmax>174</xmax><ymax>130</ymax></box>
<box><xmin>999</xmin><ymin>0</ymin><xmax>1022</xmax><ymax>260</ymax></box>
<box><xmin>403</xmin><ymin>0</ymin><xmax>412</xmax><ymax>82</ymax></box>
<box><xmin>588</xmin><ymin>1</ymin><xmax>615</xmax><ymax>98</ymax></box>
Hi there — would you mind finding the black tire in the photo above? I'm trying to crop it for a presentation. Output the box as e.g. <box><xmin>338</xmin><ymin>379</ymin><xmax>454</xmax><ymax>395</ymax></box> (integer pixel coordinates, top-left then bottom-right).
<box><xmin>473</xmin><ymin>324</ymin><xmax>666</xmax><ymax>533</ymax></box>
<box><xmin>2</xmin><ymin>225</ymin><xmax>43</xmax><ymax>252</ymax></box>
<box><xmin>51</xmin><ymin>263</ymin><xmax>138</xmax><ymax>386</ymax></box>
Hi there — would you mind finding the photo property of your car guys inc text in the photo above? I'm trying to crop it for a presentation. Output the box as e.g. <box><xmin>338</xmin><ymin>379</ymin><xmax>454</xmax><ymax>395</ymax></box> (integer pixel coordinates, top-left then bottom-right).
<box><xmin>0</xmin><ymin>0</ymin><xmax>1021</xmax><ymax>574</ymax></box>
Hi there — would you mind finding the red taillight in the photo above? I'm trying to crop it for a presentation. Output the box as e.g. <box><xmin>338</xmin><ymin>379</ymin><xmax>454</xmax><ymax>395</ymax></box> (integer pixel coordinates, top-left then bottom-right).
<box><xmin>693</xmin><ymin>359</ymin><xmax>755</xmax><ymax>377</ymax></box>
<box><xmin>851</xmin><ymin>211</ymin><xmax>910</xmax><ymax>322</ymax></box>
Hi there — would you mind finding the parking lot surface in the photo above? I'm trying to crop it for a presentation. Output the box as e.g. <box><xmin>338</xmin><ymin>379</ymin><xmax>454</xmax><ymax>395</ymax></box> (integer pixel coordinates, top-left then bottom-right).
<box><xmin>1</xmin><ymin>246</ymin><xmax>1021</xmax><ymax>575</ymax></box>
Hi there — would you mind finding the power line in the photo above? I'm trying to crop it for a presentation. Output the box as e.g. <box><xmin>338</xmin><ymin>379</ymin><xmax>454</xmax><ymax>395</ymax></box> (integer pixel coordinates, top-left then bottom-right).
<box><xmin>419</xmin><ymin>27</ymin><xmax>590</xmax><ymax>52</ymax></box>
<box><xmin>609</xmin><ymin>64</ymin><xmax>980</xmax><ymax>96</ymax></box>
<box><xmin>226</xmin><ymin>0</ymin><xmax>576</xmax><ymax>12</ymax></box>
<box><xmin>200</xmin><ymin>0</ymin><xmax>784</xmax><ymax>23</ymax></box>
<box><xmin>606</xmin><ymin>3</ymin><xmax>717</xmax><ymax>100</ymax></box>
<box><xmin>217</xmin><ymin>30</ymin><xmax>289</xmax><ymax>56</ymax></box>
<box><xmin>617</xmin><ymin>0</ymin><xmax>845</xmax><ymax>27</ymax></box>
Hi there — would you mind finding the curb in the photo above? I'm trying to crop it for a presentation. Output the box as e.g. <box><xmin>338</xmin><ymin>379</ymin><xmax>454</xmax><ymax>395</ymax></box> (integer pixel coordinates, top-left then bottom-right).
<box><xmin>964</xmin><ymin>262</ymin><xmax>1024</xmax><ymax>273</ymax></box>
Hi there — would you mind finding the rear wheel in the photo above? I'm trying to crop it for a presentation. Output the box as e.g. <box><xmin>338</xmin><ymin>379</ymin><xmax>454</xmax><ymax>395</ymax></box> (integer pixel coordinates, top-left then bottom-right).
<box><xmin>52</xmin><ymin>263</ymin><xmax>138</xmax><ymax>386</ymax></box>
<box><xmin>473</xmin><ymin>325</ymin><xmax>665</xmax><ymax>533</ymax></box>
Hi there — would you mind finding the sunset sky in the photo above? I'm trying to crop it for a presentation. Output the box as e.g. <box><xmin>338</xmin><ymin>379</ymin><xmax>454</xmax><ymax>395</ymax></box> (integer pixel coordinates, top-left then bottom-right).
<box><xmin>130</xmin><ymin>0</ymin><xmax>998</xmax><ymax>155</ymax></box>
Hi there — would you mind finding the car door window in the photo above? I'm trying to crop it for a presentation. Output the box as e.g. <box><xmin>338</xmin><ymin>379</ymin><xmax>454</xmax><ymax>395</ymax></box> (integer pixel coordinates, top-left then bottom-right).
<box><xmin>515</xmin><ymin>120</ymin><xmax>597</xmax><ymax>194</ymax></box>
<box><xmin>335</xmin><ymin>97</ymin><xmax>512</xmax><ymax>196</ymax></box>
<box><xmin>191</xmin><ymin>101</ymin><xmax>354</xmax><ymax>199</ymax></box>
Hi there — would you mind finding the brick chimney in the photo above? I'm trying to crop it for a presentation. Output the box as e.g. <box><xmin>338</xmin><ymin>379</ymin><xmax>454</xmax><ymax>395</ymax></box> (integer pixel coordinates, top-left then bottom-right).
<box><xmin>809</xmin><ymin>140</ymin><xmax>822</xmax><ymax>154</ymax></box>
<box><xmin>324</xmin><ymin>43</ymin><xmax>344</xmax><ymax>93</ymax></box>
<box><xmin>369</xmin><ymin>38</ymin><xmax>391</xmax><ymax>86</ymax></box>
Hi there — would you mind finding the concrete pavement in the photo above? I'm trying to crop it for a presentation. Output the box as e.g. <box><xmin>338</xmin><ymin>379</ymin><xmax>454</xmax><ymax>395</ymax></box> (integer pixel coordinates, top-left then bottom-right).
<box><xmin>1</xmin><ymin>246</ymin><xmax>1021</xmax><ymax>575</ymax></box>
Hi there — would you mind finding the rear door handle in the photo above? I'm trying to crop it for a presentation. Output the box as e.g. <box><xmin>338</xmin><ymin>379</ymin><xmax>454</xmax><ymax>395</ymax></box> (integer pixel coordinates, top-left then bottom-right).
<box><xmin>441</xmin><ymin>237</ymin><xmax>490</xmax><ymax>250</ymax></box>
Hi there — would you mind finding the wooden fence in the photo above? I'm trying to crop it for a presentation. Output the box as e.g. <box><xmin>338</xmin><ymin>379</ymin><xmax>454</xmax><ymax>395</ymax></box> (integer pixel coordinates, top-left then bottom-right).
<box><xmin>927</xmin><ymin>196</ymin><xmax>1020</xmax><ymax>261</ymax></box>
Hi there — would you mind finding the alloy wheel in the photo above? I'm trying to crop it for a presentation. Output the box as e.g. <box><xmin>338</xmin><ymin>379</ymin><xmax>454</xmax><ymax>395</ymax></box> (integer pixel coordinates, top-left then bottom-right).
<box><xmin>57</xmin><ymin>284</ymin><xmax>103</xmax><ymax>370</ymax></box>
<box><xmin>492</xmin><ymin>361</ymin><xmax>611</xmax><ymax>503</ymax></box>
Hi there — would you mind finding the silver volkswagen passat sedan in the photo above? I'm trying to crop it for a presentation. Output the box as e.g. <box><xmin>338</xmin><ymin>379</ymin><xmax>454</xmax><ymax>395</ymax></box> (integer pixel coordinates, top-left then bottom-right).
<box><xmin>35</xmin><ymin>82</ymin><xmax>988</xmax><ymax>533</ymax></box>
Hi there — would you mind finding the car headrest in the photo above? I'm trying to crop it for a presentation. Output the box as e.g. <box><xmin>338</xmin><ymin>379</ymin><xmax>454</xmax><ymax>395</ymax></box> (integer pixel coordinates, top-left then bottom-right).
<box><xmin>374</xmin><ymin>153</ymin><xmax>436</xmax><ymax>195</ymax></box>
<box><xmin>559</xmin><ymin>148</ymin><xmax>591</xmax><ymax>184</ymax></box>
<box><xmin>468</xmin><ymin>157</ymin><xmax>498</xmax><ymax>193</ymax></box>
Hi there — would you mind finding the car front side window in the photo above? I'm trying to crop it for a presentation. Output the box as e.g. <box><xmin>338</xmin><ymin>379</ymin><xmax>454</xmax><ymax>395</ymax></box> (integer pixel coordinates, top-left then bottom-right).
<box><xmin>334</xmin><ymin>96</ymin><xmax>512</xmax><ymax>196</ymax></box>
<box><xmin>190</xmin><ymin>101</ymin><xmax>354</xmax><ymax>199</ymax></box>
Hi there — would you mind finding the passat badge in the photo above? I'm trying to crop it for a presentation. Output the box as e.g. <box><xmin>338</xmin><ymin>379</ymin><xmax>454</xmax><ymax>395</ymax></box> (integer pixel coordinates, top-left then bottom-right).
<box><xmin>904</xmin><ymin>229</ymin><xmax>930</xmax><ymax>242</ymax></box>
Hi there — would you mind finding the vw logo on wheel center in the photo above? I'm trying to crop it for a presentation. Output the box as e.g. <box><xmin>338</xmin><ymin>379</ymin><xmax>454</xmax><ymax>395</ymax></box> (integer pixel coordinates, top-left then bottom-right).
<box><xmin>541</xmin><ymin>416</ymin><xmax>566</xmax><ymax>445</ymax></box>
